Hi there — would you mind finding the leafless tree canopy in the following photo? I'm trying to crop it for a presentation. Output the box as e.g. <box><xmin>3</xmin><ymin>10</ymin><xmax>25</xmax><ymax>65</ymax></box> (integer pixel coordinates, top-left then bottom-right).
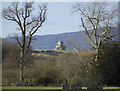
<box><xmin>2</xmin><ymin>2</ymin><xmax>47</xmax><ymax>53</ymax></box>
<box><xmin>73</xmin><ymin>2</ymin><xmax>118</xmax><ymax>49</ymax></box>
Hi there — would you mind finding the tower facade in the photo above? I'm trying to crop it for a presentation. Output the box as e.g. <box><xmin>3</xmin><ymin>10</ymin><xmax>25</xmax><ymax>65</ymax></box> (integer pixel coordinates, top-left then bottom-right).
<box><xmin>56</xmin><ymin>41</ymin><xmax>66</xmax><ymax>51</ymax></box>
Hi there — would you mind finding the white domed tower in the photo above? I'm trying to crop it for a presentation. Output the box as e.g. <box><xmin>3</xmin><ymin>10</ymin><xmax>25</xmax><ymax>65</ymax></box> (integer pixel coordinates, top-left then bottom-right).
<box><xmin>56</xmin><ymin>41</ymin><xmax>66</xmax><ymax>51</ymax></box>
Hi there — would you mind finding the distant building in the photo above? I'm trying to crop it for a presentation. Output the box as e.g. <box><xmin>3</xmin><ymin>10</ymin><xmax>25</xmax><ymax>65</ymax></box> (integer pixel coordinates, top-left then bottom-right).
<box><xmin>56</xmin><ymin>41</ymin><xmax>66</xmax><ymax>51</ymax></box>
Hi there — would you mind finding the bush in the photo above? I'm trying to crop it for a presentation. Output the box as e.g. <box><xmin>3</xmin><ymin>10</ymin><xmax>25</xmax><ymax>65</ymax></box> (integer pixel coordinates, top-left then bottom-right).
<box><xmin>97</xmin><ymin>42</ymin><xmax>120</xmax><ymax>86</ymax></box>
<box><xmin>37</xmin><ymin>77</ymin><xmax>53</xmax><ymax>86</ymax></box>
<box><xmin>2</xmin><ymin>39</ymin><xmax>33</xmax><ymax>85</ymax></box>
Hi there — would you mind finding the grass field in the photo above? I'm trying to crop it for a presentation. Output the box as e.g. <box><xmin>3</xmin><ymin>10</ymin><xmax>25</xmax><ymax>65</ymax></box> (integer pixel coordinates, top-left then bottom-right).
<box><xmin>1</xmin><ymin>86</ymin><xmax>120</xmax><ymax>91</ymax></box>
<box><xmin>32</xmin><ymin>50</ymin><xmax>95</xmax><ymax>58</ymax></box>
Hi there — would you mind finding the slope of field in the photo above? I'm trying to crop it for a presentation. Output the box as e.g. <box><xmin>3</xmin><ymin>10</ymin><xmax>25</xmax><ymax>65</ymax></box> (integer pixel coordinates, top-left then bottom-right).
<box><xmin>32</xmin><ymin>50</ymin><xmax>96</xmax><ymax>57</ymax></box>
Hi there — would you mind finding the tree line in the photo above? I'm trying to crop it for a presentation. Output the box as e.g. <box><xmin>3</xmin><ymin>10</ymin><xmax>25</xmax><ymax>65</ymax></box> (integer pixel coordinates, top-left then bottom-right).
<box><xmin>2</xmin><ymin>39</ymin><xmax>120</xmax><ymax>87</ymax></box>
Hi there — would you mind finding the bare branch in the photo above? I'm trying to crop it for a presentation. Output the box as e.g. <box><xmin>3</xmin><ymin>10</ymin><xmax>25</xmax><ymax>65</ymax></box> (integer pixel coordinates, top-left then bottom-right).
<box><xmin>26</xmin><ymin>34</ymin><xmax>32</xmax><ymax>53</ymax></box>
<box><xmin>26</xmin><ymin>19</ymin><xmax>38</xmax><ymax>26</ymax></box>
<box><xmin>2</xmin><ymin>2</ymin><xmax>47</xmax><ymax>53</ymax></box>
<box><xmin>81</xmin><ymin>18</ymin><xmax>96</xmax><ymax>48</ymax></box>
<box><xmin>74</xmin><ymin>2</ymin><xmax>117</xmax><ymax>50</ymax></box>
<box><xmin>14</xmin><ymin>34</ymin><xmax>22</xmax><ymax>48</ymax></box>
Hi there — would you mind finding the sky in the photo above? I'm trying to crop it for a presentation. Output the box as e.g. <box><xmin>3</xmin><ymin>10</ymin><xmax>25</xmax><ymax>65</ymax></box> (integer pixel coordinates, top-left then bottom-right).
<box><xmin>1</xmin><ymin>2</ymin><xmax>118</xmax><ymax>38</ymax></box>
<box><xmin>1</xmin><ymin>2</ymin><xmax>81</xmax><ymax>38</ymax></box>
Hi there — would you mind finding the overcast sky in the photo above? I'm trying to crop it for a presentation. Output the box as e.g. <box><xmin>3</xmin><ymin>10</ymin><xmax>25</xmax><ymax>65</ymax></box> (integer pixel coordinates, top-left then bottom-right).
<box><xmin>1</xmin><ymin>2</ymin><xmax>118</xmax><ymax>38</ymax></box>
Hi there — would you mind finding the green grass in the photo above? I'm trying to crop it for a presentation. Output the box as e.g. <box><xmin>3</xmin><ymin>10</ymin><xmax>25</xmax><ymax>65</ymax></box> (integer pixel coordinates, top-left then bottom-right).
<box><xmin>2</xmin><ymin>86</ymin><xmax>62</xmax><ymax>89</ymax></box>
<box><xmin>32</xmin><ymin>50</ymin><xmax>95</xmax><ymax>58</ymax></box>
<box><xmin>103</xmin><ymin>87</ymin><xmax>120</xmax><ymax>89</ymax></box>
<box><xmin>2</xmin><ymin>86</ymin><xmax>120</xmax><ymax>91</ymax></box>
<box><xmin>2</xmin><ymin>86</ymin><xmax>62</xmax><ymax>91</ymax></box>
<box><xmin>32</xmin><ymin>53</ymin><xmax>53</xmax><ymax>57</ymax></box>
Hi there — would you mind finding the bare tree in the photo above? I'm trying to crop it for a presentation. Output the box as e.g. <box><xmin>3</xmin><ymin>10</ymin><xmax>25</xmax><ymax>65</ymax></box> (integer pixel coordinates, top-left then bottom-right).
<box><xmin>73</xmin><ymin>2</ymin><xmax>118</xmax><ymax>61</ymax></box>
<box><xmin>2</xmin><ymin>2</ymin><xmax>47</xmax><ymax>82</ymax></box>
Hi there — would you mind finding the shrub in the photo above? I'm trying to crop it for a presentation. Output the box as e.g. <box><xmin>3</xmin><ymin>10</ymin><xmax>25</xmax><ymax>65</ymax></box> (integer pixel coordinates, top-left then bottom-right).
<box><xmin>97</xmin><ymin>42</ymin><xmax>120</xmax><ymax>86</ymax></box>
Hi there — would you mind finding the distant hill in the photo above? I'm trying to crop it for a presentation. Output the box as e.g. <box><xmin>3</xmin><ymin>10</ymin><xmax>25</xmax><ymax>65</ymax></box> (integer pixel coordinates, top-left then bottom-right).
<box><xmin>4</xmin><ymin>27</ymin><xmax>119</xmax><ymax>50</ymax></box>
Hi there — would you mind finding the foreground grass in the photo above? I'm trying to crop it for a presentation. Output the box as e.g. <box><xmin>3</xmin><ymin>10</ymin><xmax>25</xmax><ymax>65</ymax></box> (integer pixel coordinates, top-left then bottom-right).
<box><xmin>2</xmin><ymin>86</ymin><xmax>61</xmax><ymax>91</ymax></box>
<box><xmin>2</xmin><ymin>86</ymin><xmax>62</xmax><ymax>90</ymax></box>
<box><xmin>1</xmin><ymin>86</ymin><xmax>120</xmax><ymax>91</ymax></box>
<box><xmin>103</xmin><ymin>87</ymin><xmax>120</xmax><ymax>89</ymax></box>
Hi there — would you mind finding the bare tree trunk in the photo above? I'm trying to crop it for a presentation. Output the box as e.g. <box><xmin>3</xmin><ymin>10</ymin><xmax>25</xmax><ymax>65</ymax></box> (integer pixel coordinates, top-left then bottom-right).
<box><xmin>20</xmin><ymin>49</ymin><xmax>24</xmax><ymax>83</ymax></box>
<box><xmin>95</xmin><ymin>48</ymin><xmax>99</xmax><ymax>62</ymax></box>
<box><xmin>66</xmin><ymin>72</ymin><xmax>68</xmax><ymax>85</ymax></box>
